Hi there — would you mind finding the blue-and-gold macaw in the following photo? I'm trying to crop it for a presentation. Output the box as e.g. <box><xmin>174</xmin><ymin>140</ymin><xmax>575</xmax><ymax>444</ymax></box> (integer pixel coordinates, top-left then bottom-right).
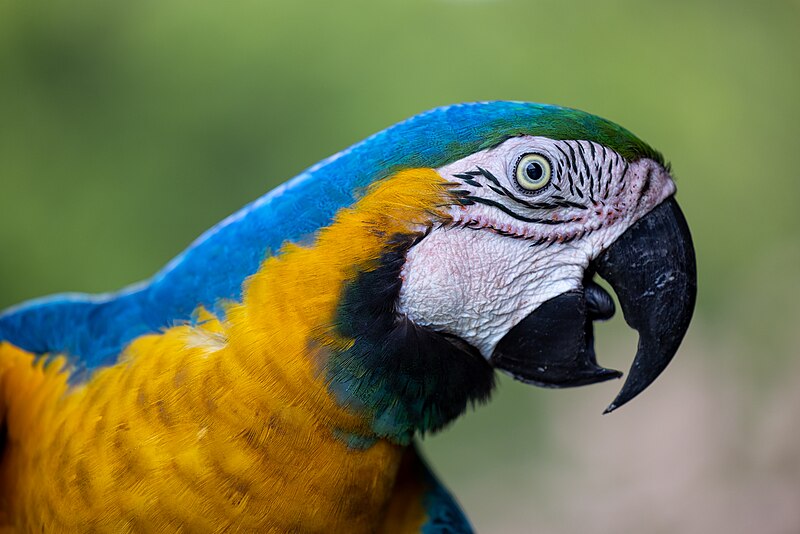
<box><xmin>0</xmin><ymin>102</ymin><xmax>696</xmax><ymax>532</ymax></box>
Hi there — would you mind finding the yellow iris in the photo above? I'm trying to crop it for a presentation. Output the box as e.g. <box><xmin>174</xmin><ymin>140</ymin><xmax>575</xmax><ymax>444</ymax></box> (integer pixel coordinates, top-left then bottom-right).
<box><xmin>515</xmin><ymin>153</ymin><xmax>552</xmax><ymax>191</ymax></box>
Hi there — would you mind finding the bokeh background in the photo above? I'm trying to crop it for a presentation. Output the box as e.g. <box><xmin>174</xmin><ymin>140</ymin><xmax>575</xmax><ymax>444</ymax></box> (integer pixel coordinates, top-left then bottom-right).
<box><xmin>1</xmin><ymin>1</ymin><xmax>799</xmax><ymax>532</ymax></box>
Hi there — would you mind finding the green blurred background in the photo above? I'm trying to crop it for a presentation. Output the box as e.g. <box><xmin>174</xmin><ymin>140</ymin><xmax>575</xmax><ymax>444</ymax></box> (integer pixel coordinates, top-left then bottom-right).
<box><xmin>1</xmin><ymin>1</ymin><xmax>799</xmax><ymax>532</ymax></box>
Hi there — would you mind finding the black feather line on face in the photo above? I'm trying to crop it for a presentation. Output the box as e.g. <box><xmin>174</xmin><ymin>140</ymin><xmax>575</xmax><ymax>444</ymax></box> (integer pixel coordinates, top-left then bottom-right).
<box><xmin>452</xmin><ymin>173</ymin><xmax>484</xmax><ymax>188</ymax></box>
<box><xmin>566</xmin><ymin>143</ymin><xmax>582</xmax><ymax>187</ymax></box>
<box><xmin>327</xmin><ymin>235</ymin><xmax>496</xmax><ymax>444</ymax></box>
<box><xmin>471</xmin><ymin>167</ymin><xmax>586</xmax><ymax>211</ymax></box>
<box><xmin>463</xmin><ymin>197</ymin><xmax>571</xmax><ymax>225</ymax></box>
<box><xmin>487</xmin><ymin>185</ymin><xmax>508</xmax><ymax>197</ymax></box>
<box><xmin>555</xmin><ymin>145</ymin><xmax>576</xmax><ymax>196</ymax></box>
<box><xmin>455</xmin><ymin>166</ymin><xmax>586</xmax><ymax>225</ymax></box>
<box><xmin>575</xmin><ymin>142</ymin><xmax>596</xmax><ymax>204</ymax></box>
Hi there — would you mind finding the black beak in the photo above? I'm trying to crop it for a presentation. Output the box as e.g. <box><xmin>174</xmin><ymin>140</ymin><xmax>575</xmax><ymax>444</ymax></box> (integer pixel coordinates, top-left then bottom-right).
<box><xmin>490</xmin><ymin>197</ymin><xmax>697</xmax><ymax>412</ymax></box>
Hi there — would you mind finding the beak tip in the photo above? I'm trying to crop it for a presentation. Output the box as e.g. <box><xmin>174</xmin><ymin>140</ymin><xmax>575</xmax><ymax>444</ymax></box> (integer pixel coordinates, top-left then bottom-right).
<box><xmin>602</xmin><ymin>393</ymin><xmax>630</xmax><ymax>415</ymax></box>
<box><xmin>603</xmin><ymin>371</ymin><xmax>658</xmax><ymax>414</ymax></box>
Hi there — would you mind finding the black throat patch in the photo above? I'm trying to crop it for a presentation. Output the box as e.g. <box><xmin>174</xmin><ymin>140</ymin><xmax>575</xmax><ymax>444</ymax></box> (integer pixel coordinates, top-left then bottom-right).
<box><xmin>326</xmin><ymin>235</ymin><xmax>496</xmax><ymax>445</ymax></box>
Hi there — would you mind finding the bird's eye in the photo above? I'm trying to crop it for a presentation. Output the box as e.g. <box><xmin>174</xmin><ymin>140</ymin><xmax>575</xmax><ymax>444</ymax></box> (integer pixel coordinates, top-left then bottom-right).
<box><xmin>514</xmin><ymin>153</ymin><xmax>552</xmax><ymax>192</ymax></box>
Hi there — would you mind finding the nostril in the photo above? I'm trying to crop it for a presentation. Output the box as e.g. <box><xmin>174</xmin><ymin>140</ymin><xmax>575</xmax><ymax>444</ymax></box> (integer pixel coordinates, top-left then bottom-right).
<box><xmin>585</xmin><ymin>279</ymin><xmax>616</xmax><ymax>320</ymax></box>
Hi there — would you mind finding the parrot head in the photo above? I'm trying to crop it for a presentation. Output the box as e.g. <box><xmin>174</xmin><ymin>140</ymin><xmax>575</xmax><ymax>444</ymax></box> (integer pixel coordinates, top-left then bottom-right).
<box><xmin>398</xmin><ymin>133</ymin><xmax>695</xmax><ymax>412</ymax></box>
<box><xmin>320</xmin><ymin>102</ymin><xmax>696</xmax><ymax>442</ymax></box>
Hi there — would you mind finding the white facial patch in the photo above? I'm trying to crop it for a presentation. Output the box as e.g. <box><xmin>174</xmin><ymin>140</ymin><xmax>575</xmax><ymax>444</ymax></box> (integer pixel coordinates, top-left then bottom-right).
<box><xmin>399</xmin><ymin>227</ymin><xmax>589</xmax><ymax>357</ymax></box>
<box><xmin>397</xmin><ymin>136</ymin><xmax>676</xmax><ymax>358</ymax></box>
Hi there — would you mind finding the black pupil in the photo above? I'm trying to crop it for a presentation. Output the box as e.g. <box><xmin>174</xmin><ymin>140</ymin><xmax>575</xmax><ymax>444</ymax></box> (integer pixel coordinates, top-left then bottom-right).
<box><xmin>525</xmin><ymin>161</ymin><xmax>544</xmax><ymax>181</ymax></box>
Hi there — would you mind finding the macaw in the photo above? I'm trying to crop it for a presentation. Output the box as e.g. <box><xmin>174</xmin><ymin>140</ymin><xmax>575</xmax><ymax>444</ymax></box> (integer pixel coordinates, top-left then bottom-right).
<box><xmin>0</xmin><ymin>101</ymin><xmax>696</xmax><ymax>533</ymax></box>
